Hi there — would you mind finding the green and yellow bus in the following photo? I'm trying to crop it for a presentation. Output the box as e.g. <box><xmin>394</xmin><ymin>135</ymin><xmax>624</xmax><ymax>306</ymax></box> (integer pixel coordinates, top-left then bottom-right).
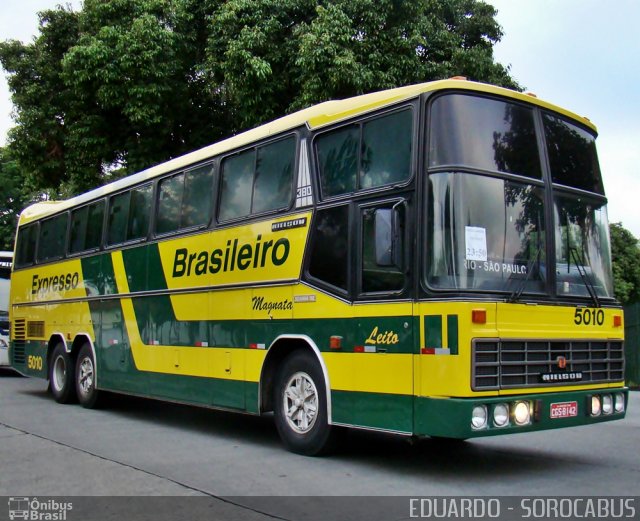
<box><xmin>9</xmin><ymin>79</ymin><xmax>627</xmax><ymax>455</ymax></box>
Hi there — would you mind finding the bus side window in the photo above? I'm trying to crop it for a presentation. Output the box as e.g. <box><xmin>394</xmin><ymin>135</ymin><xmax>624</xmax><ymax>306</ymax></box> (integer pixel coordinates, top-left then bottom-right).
<box><xmin>107</xmin><ymin>192</ymin><xmax>130</xmax><ymax>245</ymax></box>
<box><xmin>181</xmin><ymin>164</ymin><xmax>214</xmax><ymax>229</ymax></box>
<box><xmin>15</xmin><ymin>224</ymin><xmax>38</xmax><ymax>267</ymax></box>
<box><xmin>252</xmin><ymin>137</ymin><xmax>295</xmax><ymax>214</ymax></box>
<box><xmin>316</xmin><ymin>108</ymin><xmax>413</xmax><ymax>198</ymax></box>
<box><xmin>37</xmin><ymin>213</ymin><xmax>68</xmax><ymax>262</ymax></box>
<box><xmin>219</xmin><ymin>150</ymin><xmax>254</xmax><ymax>221</ymax></box>
<box><xmin>70</xmin><ymin>200</ymin><xmax>105</xmax><ymax>254</ymax></box>
<box><xmin>157</xmin><ymin>173</ymin><xmax>184</xmax><ymax>234</ymax></box>
<box><xmin>219</xmin><ymin>136</ymin><xmax>296</xmax><ymax>222</ymax></box>
<box><xmin>127</xmin><ymin>184</ymin><xmax>152</xmax><ymax>241</ymax></box>
<box><xmin>307</xmin><ymin>205</ymin><xmax>350</xmax><ymax>293</ymax></box>
<box><xmin>316</xmin><ymin>125</ymin><xmax>358</xmax><ymax>197</ymax></box>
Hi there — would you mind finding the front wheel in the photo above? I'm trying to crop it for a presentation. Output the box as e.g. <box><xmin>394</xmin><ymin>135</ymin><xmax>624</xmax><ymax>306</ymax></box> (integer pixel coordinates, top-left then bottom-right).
<box><xmin>49</xmin><ymin>343</ymin><xmax>76</xmax><ymax>404</ymax></box>
<box><xmin>75</xmin><ymin>344</ymin><xmax>102</xmax><ymax>408</ymax></box>
<box><xmin>274</xmin><ymin>350</ymin><xmax>335</xmax><ymax>456</ymax></box>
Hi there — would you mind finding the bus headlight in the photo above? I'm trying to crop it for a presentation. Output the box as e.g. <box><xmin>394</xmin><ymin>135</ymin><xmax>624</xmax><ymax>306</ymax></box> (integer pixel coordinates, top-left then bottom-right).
<box><xmin>590</xmin><ymin>395</ymin><xmax>601</xmax><ymax>416</ymax></box>
<box><xmin>513</xmin><ymin>401</ymin><xmax>531</xmax><ymax>425</ymax></box>
<box><xmin>614</xmin><ymin>393</ymin><xmax>625</xmax><ymax>413</ymax></box>
<box><xmin>602</xmin><ymin>394</ymin><xmax>613</xmax><ymax>415</ymax></box>
<box><xmin>471</xmin><ymin>405</ymin><xmax>488</xmax><ymax>430</ymax></box>
<box><xmin>493</xmin><ymin>403</ymin><xmax>509</xmax><ymax>427</ymax></box>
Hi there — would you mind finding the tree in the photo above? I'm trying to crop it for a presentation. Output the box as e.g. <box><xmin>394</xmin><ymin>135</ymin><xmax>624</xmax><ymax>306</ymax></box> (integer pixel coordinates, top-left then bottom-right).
<box><xmin>1</xmin><ymin>0</ymin><xmax>518</xmax><ymax>196</ymax></box>
<box><xmin>0</xmin><ymin>148</ymin><xmax>31</xmax><ymax>250</ymax></box>
<box><xmin>207</xmin><ymin>0</ymin><xmax>519</xmax><ymax>129</ymax></box>
<box><xmin>0</xmin><ymin>7</ymin><xmax>80</xmax><ymax>194</ymax></box>
<box><xmin>610</xmin><ymin>223</ymin><xmax>640</xmax><ymax>306</ymax></box>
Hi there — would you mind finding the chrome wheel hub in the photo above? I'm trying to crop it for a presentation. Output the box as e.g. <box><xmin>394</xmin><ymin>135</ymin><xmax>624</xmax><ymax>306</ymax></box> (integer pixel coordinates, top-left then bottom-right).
<box><xmin>283</xmin><ymin>371</ymin><xmax>319</xmax><ymax>434</ymax></box>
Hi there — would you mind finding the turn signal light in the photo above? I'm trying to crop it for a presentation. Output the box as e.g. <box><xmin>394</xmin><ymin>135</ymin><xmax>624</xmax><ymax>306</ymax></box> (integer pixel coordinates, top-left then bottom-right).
<box><xmin>472</xmin><ymin>309</ymin><xmax>487</xmax><ymax>324</ymax></box>
<box><xmin>329</xmin><ymin>336</ymin><xmax>342</xmax><ymax>350</ymax></box>
<box><xmin>613</xmin><ymin>315</ymin><xmax>622</xmax><ymax>327</ymax></box>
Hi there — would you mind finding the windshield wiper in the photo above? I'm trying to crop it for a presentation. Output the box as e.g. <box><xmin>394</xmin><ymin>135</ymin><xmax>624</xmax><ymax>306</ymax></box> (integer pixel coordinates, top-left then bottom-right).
<box><xmin>569</xmin><ymin>247</ymin><xmax>600</xmax><ymax>308</ymax></box>
<box><xmin>507</xmin><ymin>244</ymin><xmax>542</xmax><ymax>303</ymax></box>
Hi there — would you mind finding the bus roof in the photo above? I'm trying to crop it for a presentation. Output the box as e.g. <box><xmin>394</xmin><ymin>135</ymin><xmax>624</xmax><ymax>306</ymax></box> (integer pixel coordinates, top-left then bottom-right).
<box><xmin>17</xmin><ymin>79</ymin><xmax>596</xmax><ymax>226</ymax></box>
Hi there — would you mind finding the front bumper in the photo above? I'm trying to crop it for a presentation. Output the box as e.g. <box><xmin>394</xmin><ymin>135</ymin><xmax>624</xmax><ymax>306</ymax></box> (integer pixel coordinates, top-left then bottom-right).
<box><xmin>415</xmin><ymin>388</ymin><xmax>628</xmax><ymax>439</ymax></box>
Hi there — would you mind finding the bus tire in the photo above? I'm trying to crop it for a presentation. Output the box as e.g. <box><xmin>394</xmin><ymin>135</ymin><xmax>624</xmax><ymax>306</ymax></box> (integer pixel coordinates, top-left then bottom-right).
<box><xmin>49</xmin><ymin>343</ymin><xmax>76</xmax><ymax>404</ymax></box>
<box><xmin>273</xmin><ymin>350</ymin><xmax>335</xmax><ymax>456</ymax></box>
<box><xmin>75</xmin><ymin>344</ymin><xmax>102</xmax><ymax>409</ymax></box>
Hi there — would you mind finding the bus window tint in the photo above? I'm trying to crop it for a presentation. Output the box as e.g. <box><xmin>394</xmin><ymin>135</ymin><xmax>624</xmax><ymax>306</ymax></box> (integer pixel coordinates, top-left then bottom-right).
<box><xmin>317</xmin><ymin>126</ymin><xmax>359</xmax><ymax>197</ymax></box>
<box><xmin>108</xmin><ymin>192</ymin><xmax>130</xmax><ymax>245</ymax></box>
<box><xmin>86</xmin><ymin>201</ymin><xmax>105</xmax><ymax>249</ymax></box>
<box><xmin>253</xmin><ymin>137</ymin><xmax>295</xmax><ymax>214</ymax></box>
<box><xmin>127</xmin><ymin>184</ymin><xmax>152</xmax><ymax>241</ymax></box>
<box><xmin>15</xmin><ymin>224</ymin><xmax>37</xmax><ymax>267</ymax></box>
<box><xmin>219</xmin><ymin>150</ymin><xmax>254</xmax><ymax>221</ymax></box>
<box><xmin>182</xmin><ymin>165</ymin><xmax>214</xmax><ymax>228</ymax></box>
<box><xmin>69</xmin><ymin>206</ymin><xmax>89</xmax><ymax>253</ymax></box>
<box><xmin>70</xmin><ymin>200</ymin><xmax>104</xmax><ymax>253</ymax></box>
<box><xmin>308</xmin><ymin>205</ymin><xmax>349</xmax><ymax>291</ymax></box>
<box><xmin>543</xmin><ymin>114</ymin><xmax>604</xmax><ymax>194</ymax></box>
<box><xmin>361</xmin><ymin>110</ymin><xmax>412</xmax><ymax>189</ymax></box>
<box><xmin>37</xmin><ymin>214</ymin><xmax>68</xmax><ymax>262</ymax></box>
<box><xmin>430</xmin><ymin>94</ymin><xmax>541</xmax><ymax>179</ymax></box>
<box><xmin>157</xmin><ymin>174</ymin><xmax>184</xmax><ymax>234</ymax></box>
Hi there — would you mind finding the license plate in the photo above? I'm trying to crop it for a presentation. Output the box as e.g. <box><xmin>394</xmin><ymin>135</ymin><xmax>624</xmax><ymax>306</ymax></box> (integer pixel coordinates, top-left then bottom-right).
<box><xmin>550</xmin><ymin>401</ymin><xmax>578</xmax><ymax>419</ymax></box>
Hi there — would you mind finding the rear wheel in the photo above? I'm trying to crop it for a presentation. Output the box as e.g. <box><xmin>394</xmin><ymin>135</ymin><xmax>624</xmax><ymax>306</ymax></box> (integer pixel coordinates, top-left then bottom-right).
<box><xmin>75</xmin><ymin>344</ymin><xmax>102</xmax><ymax>408</ymax></box>
<box><xmin>49</xmin><ymin>343</ymin><xmax>76</xmax><ymax>404</ymax></box>
<box><xmin>274</xmin><ymin>350</ymin><xmax>335</xmax><ymax>456</ymax></box>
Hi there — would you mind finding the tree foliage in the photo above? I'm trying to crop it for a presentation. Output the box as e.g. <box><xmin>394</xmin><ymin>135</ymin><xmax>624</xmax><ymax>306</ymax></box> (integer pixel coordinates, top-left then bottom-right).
<box><xmin>1</xmin><ymin>0</ymin><xmax>517</xmax><ymax>196</ymax></box>
<box><xmin>610</xmin><ymin>222</ymin><xmax>640</xmax><ymax>306</ymax></box>
<box><xmin>0</xmin><ymin>147</ymin><xmax>33</xmax><ymax>251</ymax></box>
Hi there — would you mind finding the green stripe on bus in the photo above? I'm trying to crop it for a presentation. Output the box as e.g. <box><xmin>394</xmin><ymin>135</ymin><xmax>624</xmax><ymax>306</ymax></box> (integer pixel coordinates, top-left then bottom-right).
<box><xmin>447</xmin><ymin>314</ymin><xmax>459</xmax><ymax>355</ymax></box>
<box><xmin>424</xmin><ymin>315</ymin><xmax>442</xmax><ymax>348</ymax></box>
<box><xmin>331</xmin><ymin>390</ymin><xmax>413</xmax><ymax>433</ymax></box>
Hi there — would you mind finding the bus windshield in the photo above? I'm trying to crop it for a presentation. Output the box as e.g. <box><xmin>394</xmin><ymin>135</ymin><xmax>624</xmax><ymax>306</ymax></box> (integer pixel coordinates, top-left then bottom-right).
<box><xmin>427</xmin><ymin>172</ymin><xmax>547</xmax><ymax>294</ymax></box>
<box><xmin>426</xmin><ymin>93</ymin><xmax>613</xmax><ymax>299</ymax></box>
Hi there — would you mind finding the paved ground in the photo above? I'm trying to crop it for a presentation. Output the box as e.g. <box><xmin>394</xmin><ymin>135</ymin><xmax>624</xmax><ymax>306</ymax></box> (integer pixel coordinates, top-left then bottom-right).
<box><xmin>0</xmin><ymin>369</ymin><xmax>638</xmax><ymax>520</ymax></box>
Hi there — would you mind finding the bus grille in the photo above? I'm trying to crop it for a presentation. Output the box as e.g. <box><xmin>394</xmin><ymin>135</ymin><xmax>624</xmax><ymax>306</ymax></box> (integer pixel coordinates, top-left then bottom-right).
<box><xmin>472</xmin><ymin>339</ymin><xmax>625</xmax><ymax>390</ymax></box>
<box><xmin>12</xmin><ymin>319</ymin><xmax>26</xmax><ymax>365</ymax></box>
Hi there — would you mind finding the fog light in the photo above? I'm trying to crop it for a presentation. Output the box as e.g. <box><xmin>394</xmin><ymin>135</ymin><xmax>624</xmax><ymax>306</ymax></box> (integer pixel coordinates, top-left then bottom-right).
<box><xmin>493</xmin><ymin>403</ymin><xmax>509</xmax><ymax>427</ymax></box>
<box><xmin>602</xmin><ymin>394</ymin><xmax>613</xmax><ymax>415</ymax></box>
<box><xmin>513</xmin><ymin>401</ymin><xmax>531</xmax><ymax>425</ymax></box>
<box><xmin>614</xmin><ymin>393</ymin><xmax>625</xmax><ymax>413</ymax></box>
<box><xmin>590</xmin><ymin>395</ymin><xmax>601</xmax><ymax>417</ymax></box>
<box><xmin>471</xmin><ymin>405</ymin><xmax>488</xmax><ymax>430</ymax></box>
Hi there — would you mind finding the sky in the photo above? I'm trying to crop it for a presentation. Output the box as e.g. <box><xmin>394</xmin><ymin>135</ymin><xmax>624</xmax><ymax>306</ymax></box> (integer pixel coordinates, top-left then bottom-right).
<box><xmin>1</xmin><ymin>0</ymin><xmax>639</xmax><ymax>235</ymax></box>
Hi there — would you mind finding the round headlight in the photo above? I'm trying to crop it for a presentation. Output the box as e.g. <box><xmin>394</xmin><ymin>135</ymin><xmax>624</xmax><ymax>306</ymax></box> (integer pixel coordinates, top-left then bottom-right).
<box><xmin>513</xmin><ymin>401</ymin><xmax>531</xmax><ymax>425</ymax></box>
<box><xmin>471</xmin><ymin>405</ymin><xmax>488</xmax><ymax>430</ymax></box>
<box><xmin>493</xmin><ymin>403</ymin><xmax>509</xmax><ymax>427</ymax></box>
<box><xmin>602</xmin><ymin>394</ymin><xmax>613</xmax><ymax>415</ymax></box>
<box><xmin>614</xmin><ymin>393</ymin><xmax>625</xmax><ymax>413</ymax></box>
<box><xmin>590</xmin><ymin>395</ymin><xmax>601</xmax><ymax>416</ymax></box>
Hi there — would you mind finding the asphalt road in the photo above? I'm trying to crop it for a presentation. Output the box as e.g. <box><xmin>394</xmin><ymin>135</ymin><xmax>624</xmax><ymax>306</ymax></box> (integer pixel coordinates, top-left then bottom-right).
<box><xmin>0</xmin><ymin>369</ymin><xmax>638</xmax><ymax>520</ymax></box>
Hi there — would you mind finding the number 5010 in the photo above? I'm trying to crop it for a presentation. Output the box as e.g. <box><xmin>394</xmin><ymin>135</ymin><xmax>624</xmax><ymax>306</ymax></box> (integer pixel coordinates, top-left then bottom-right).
<box><xmin>574</xmin><ymin>308</ymin><xmax>604</xmax><ymax>326</ymax></box>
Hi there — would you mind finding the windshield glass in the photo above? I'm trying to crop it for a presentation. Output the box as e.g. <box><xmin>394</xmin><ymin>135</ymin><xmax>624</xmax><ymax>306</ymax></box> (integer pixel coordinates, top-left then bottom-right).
<box><xmin>427</xmin><ymin>172</ymin><xmax>546</xmax><ymax>293</ymax></box>
<box><xmin>543</xmin><ymin>113</ymin><xmax>604</xmax><ymax>194</ymax></box>
<box><xmin>554</xmin><ymin>195</ymin><xmax>613</xmax><ymax>298</ymax></box>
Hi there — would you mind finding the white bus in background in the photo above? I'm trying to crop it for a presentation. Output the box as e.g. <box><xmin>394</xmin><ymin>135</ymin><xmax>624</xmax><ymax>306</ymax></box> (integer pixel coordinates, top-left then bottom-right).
<box><xmin>0</xmin><ymin>251</ymin><xmax>12</xmax><ymax>366</ymax></box>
